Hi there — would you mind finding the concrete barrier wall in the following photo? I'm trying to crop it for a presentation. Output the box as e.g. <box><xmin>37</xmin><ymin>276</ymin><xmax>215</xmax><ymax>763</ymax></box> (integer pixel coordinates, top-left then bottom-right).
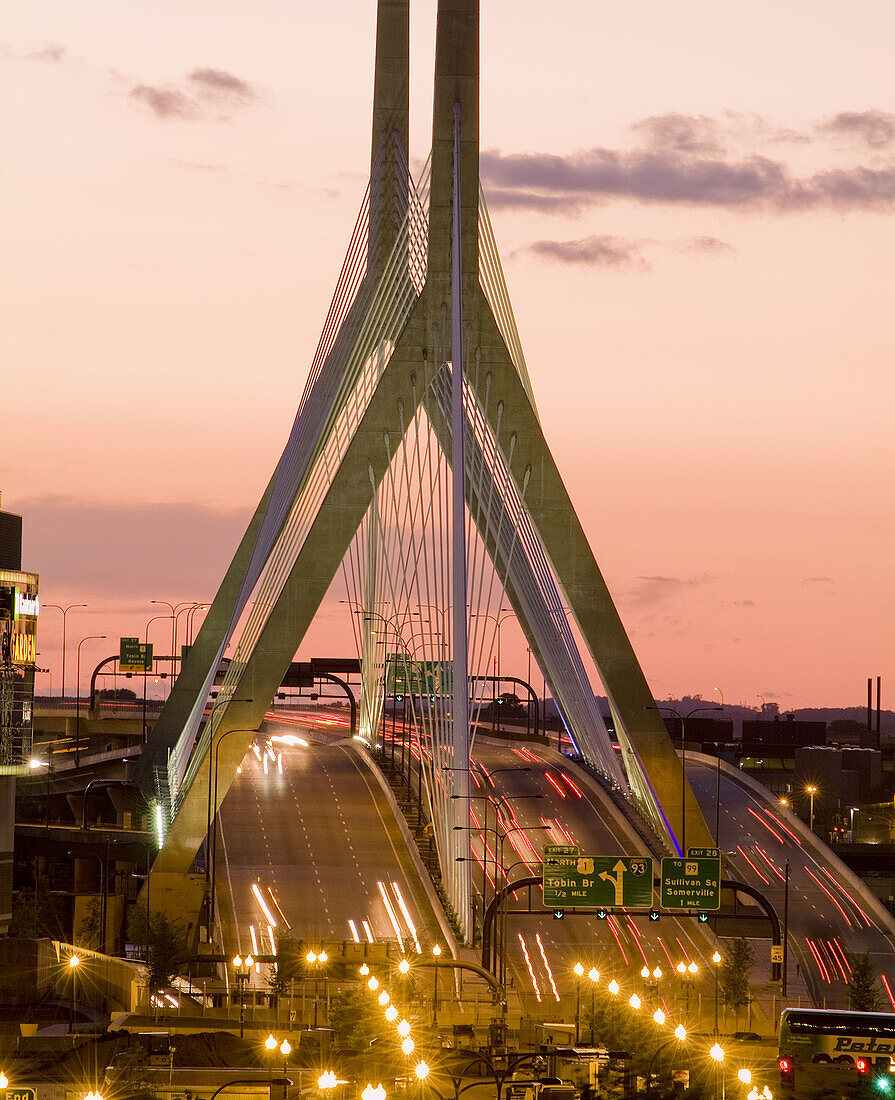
<box><xmin>51</xmin><ymin>940</ymin><xmax>145</xmax><ymax>1013</ymax></box>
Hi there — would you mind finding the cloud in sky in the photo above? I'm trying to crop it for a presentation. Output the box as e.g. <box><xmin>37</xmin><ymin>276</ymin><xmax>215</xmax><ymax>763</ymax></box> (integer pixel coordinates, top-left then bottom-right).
<box><xmin>515</xmin><ymin>234</ymin><xmax>651</xmax><ymax>271</ymax></box>
<box><xmin>513</xmin><ymin>232</ymin><xmax>733</xmax><ymax>270</ymax></box>
<box><xmin>627</xmin><ymin>573</ymin><xmax>716</xmax><ymax>605</ymax></box>
<box><xmin>481</xmin><ymin>108</ymin><xmax>895</xmax><ymax>214</ymax></box>
<box><xmin>632</xmin><ymin>112</ymin><xmax>723</xmax><ymax>154</ymax></box>
<box><xmin>820</xmin><ymin>109</ymin><xmax>895</xmax><ymax>149</ymax></box>
<box><xmin>130</xmin><ymin>66</ymin><xmax>258</xmax><ymax>121</ymax></box>
<box><xmin>26</xmin><ymin>44</ymin><xmax>66</xmax><ymax>63</ymax></box>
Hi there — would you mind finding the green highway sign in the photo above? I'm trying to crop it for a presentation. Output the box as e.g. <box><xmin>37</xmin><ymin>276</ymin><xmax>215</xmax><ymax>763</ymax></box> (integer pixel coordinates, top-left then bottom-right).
<box><xmin>687</xmin><ymin>846</ymin><xmax>720</xmax><ymax>859</ymax></box>
<box><xmin>385</xmin><ymin>655</ymin><xmax>452</xmax><ymax>696</ymax></box>
<box><xmin>119</xmin><ymin>636</ymin><xmax>152</xmax><ymax>673</ymax></box>
<box><xmin>543</xmin><ymin>844</ymin><xmax>578</xmax><ymax>865</ymax></box>
<box><xmin>3</xmin><ymin>1089</ymin><xmax>37</xmax><ymax>1100</ymax></box>
<box><xmin>542</xmin><ymin>855</ymin><xmax>653</xmax><ymax>909</ymax></box>
<box><xmin>660</xmin><ymin>857</ymin><xmax>722</xmax><ymax>910</ymax></box>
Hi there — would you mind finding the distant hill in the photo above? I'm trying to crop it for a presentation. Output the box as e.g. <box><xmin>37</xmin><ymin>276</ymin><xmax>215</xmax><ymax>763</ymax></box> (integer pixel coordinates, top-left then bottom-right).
<box><xmin>541</xmin><ymin>694</ymin><xmax>895</xmax><ymax>741</ymax></box>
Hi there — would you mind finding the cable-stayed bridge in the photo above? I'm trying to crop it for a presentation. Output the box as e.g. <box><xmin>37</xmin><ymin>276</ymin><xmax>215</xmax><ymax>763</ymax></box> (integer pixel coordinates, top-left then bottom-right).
<box><xmin>129</xmin><ymin>0</ymin><xmax>895</xmax><ymax>1013</ymax></box>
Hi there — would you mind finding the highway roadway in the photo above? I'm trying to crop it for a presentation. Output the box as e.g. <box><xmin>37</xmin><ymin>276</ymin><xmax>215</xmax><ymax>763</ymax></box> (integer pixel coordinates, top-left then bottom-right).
<box><xmin>688</xmin><ymin>753</ymin><xmax>895</xmax><ymax>1011</ymax></box>
<box><xmin>215</xmin><ymin>722</ymin><xmax>444</xmax><ymax>965</ymax></box>
<box><xmin>214</xmin><ymin>706</ymin><xmax>895</xmax><ymax>1025</ymax></box>
<box><xmin>465</xmin><ymin>739</ymin><xmax>723</xmax><ymax>1022</ymax></box>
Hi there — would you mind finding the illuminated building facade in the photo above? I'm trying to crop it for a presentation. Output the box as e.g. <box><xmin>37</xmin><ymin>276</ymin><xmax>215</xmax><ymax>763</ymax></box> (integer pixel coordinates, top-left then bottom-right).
<box><xmin>0</xmin><ymin>495</ymin><xmax>38</xmax><ymax>930</ymax></box>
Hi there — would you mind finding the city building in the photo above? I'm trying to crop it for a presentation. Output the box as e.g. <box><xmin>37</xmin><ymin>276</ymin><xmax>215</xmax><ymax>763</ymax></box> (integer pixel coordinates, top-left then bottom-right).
<box><xmin>0</xmin><ymin>493</ymin><xmax>39</xmax><ymax>931</ymax></box>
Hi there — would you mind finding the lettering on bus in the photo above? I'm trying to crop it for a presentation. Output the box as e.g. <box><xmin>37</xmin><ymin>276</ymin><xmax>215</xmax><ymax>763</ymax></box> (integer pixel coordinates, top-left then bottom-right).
<box><xmin>833</xmin><ymin>1037</ymin><xmax>894</xmax><ymax>1054</ymax></box>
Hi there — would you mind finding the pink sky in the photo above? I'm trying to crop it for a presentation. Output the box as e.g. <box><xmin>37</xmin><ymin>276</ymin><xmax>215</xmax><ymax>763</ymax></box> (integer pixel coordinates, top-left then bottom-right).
<box><xmin>2</xmin><ymin>1</ymin><xmax>893</xmax><ymax>708</ymax></box>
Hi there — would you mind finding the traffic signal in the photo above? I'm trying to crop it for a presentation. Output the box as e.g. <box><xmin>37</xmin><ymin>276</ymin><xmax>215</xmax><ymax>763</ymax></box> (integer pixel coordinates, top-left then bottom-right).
<box><xmin>553</xmin><ymin>910</ymin><xmax>565</xmax><ymax>920</ymax></box>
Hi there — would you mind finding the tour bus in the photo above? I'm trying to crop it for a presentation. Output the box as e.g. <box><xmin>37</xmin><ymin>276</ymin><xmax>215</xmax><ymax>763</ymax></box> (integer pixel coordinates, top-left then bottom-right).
<box><xmin>778</xmin><ymin>1008</ymin><xmax>895</xmax><ymax>1092</ymax></box>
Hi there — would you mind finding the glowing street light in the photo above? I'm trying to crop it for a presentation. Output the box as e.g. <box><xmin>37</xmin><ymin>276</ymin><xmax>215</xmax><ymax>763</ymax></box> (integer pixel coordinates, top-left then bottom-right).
<box><xmin>362</xmin><ymin>1086</ymin><xmax>387</xmax><ymax>1100</ymax></box>
<box><xmin>385</xmin><ymin>1006</ymin><xmax>399</xmax><ymax>1022</ymax></box>
<box><xmin>265</xmin><ymin>1034</ymin><xmax>278</xmax><ymax>1052</ymax></box>
<box><xmin>397</xmin><ymin>1019</ymin><xmax>411</xmax><ymax>1038</ymax></box>
<box><xmin>674</xmin><ymin>1025</ymin><xmax>687</xmax><ymax>1040</ymax></box>
<box><xmin>378</xmin><ymin>991</ymin><xmax>390</xmax><ymax>1006</ymax></box>
<box><xmin>360</xmin><ymin>964</ymin><xmax>370</xmax><ymax>976</ymax></box>
<box><xmin>68</xmin><ymin>954</ymin><xmax>81</xmax><ymax>1035</ymax></box>
<box><xmin>806</xmin><ymin>785</ymin><xmax>818</xmax><ymax>831</ymax></box>
<box><xmin>368</xmin><ymin>976</ymin><xmax>380</xmax><ymax>991</ymax></box>
<box><xmin>415</xmin><ymin>1062</ymin><xmax>430</xmax><ymax>1080</ymax></box>
<box><xmin>573</xmin><ymin>962</ymin><xmax>585</xmax><ymax>1043</ymax></box>
<box><xmin>738</xmin><ymin>1068</ymin><xmax>752</xmax><ymax>1084</ymax></box>
<box><xmin>398</xmin><ymin>959</ymin><xmax>410</xmax><ymax>974</ymax></box>
<box><xmin>587</xmin><ymin>967</ymin><xmax>600</xmax><ymax>1044</ymax></box>
<box><xmin>653</xmin><ymin>1009</ymin><xmax>666</xmax><ymax>1025</ymax></box>
<box><xmin>629</xmin><ymin>994</ymin><xmax>642</xmax><ymax>1010</ymax></box>
<box><xmin>0</xmin><ymin>1075</ymin><xmax>8</xmax><ymax>1090</ymax></box>
<box><xmin>319</xmin><ymin>1071</ymin><xmax>340</xmax><ymax>1089</ymax></box>
<box><xmin>608</xmin><ymin>980</ymin><xmax>620</xmax><ymax>995</ymax></box>
<box><xmin>710</xmin><ymin>1043</ymin><xmax>725</xmax><ymax>1062</ymax></box>
<box><xmin>402</xmin><ymin>1037</ymin><xmax>415</xmax><ymax>1055</ymax></box>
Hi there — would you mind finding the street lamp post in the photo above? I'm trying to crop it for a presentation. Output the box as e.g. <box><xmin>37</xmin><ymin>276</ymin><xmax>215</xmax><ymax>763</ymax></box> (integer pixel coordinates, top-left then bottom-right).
<box><xmin>150</xmin><ymin>601</ymin><xmax>177</xmax><ymax>681</ymax></box>
<box><xmin>75</xmin><ymin>635</ymin><xmax>106</xmax><ymax>764</ymax></box>
<box><xmin>68</xmin><ymin>953</ymin><xmax>81</xmax><ymax>1033</ymax></box>
<box><xmin>647</xmin><ymin>703</ymin><xmax>722</xmax><ymax>854</ymax></box>
<box><xmin>449</xmin><ymin>780</ymin><xmax>539</xmax><ymax>924</ymax></box>
<box><xmin>469</xmin><ymin>609</ymin><xmax>514</xmax><ymax>732</ymax></box>
<box><xmin>142</xmin><ymin>613</ymin><xmax>170</xmax><ymax>740</ymax></box>
<box><xmin>455</xmin><ymin>821</ymin><xmax>548</xmax><ymax>981</ymax></box>
<box><xmin>806</xmin><ymin>785</ymin><xmax>818</xmax><ymax>832</ymax></box>
<box><xmin>306</xmin><ymin>950</ymin><xmax>328</xmax><ymax>1027</ymax></box>
<box><xmin>588</xmin><ymin>967</ymin><xmax>599</xmax><ymax>1044</ymax></box>
<box><xmin>44</xmin><ymin>603</ymin><xmax>87</xmax><ymax>699</ymax></box>
<box><xmin>279</xmin><ymin>1039</ymin><xmax>291</xmax><ymax>1100</ymax></box>
<box><xmin>432</xmin><ymin>944</ymin><xmax>442</xmax><ymax>1027</ymax></box>
<box><xmin>782</xmin><ymin>859</ymin><xmax>790</xmax><ymax>998</ymax></box>
<box><xmin>231</xmin><ymin>954</ymin><xmax>254</xmax><ymax>1038</ymax></box>
<box><xmin>573</xmin><ymin>962</ymin><xmax>584</xmax><ymax>1044</ymax></box>
<box><xmin>186</xmin><ymin>603</ymin><xmax>210</xmax><ymax>645</ymax></box>
<box><xmin>711</xmin><ymin>951</ymin><xmax>722</xmax><ymax>1037</ymax></box>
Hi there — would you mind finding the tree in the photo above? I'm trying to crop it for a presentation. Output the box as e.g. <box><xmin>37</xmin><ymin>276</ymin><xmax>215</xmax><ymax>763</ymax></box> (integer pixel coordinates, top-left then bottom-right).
<box><xmin>127</xmin><ymin>907</ymin><xmax>189</xmax><ymax>990</ymax></box>
<box><xmin>330</xmin><ymin>985</ymin><xmax>392</xmax><ymax>1049</ymax></box>
<box><xmin>848</xmin><ymin>952</ymin><xmax>880</xmax><ymax>1011</ymax></box>
<box><xmin>77</xmin><ymin>897</ymin><xmax>103</xmax><ymax>950</ymax></box>
<box><xmin>720</xmin><ymin>938</ymin><xmax>754</xmax><ymax>1025</ymax></box>
<box><xmin>267</xmin><ymin>931</ymin><xmax>297</xmax><ymax>1009</ymax></box>
<box><xmin>9</xmin><ymin>885</ymin><xmax>67</xmax><ymax>940</ymax></box>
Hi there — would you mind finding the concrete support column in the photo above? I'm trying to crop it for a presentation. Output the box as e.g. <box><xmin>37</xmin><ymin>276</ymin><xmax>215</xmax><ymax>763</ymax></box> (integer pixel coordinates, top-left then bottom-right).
<box><xmin>73</xmin><ymin>857</ymin><xmax>96</xmax><ymax>895</ymax></box>
<box><xmin>0</xmin><ymin>776</ymin><xmax>15</xmax><ymax>933</ymax></box>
